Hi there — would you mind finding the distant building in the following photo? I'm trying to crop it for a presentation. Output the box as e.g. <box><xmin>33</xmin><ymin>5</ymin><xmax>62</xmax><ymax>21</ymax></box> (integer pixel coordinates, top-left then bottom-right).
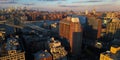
<box><xmin>85</xmin><ymin>9</ymin><xmax>88</xmax><ymax>15</ymax></box>
<box><xmin>92</xmin><ymin>9</ymin><xmax>96</xmax><ymax>15</ymax></box>
<box><xmin>59</xmin><ymin>15</ymin><xmax>82</xmax><ymax>56</ymax></box>
<box><xmin>106</xmin><ymin>12</ymin><xmax>117</xmax><ymax>18</ymax></box>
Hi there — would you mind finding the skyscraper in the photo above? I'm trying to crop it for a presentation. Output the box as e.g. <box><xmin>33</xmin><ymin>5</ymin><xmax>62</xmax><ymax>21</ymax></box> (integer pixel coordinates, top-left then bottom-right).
<box><xmin>85</xmin><ymin>9</ymin><xmax>88</xmax><ymax>15</ymax></box>
<box><xmin>92</xmin><ymin>9</ymin><xmax>96</xmax><ymax>15</ymax></box>
<box><xmin>59</xmin><ymin>15</ymin><xmax>82</xmax><ymax>56</ymax></box>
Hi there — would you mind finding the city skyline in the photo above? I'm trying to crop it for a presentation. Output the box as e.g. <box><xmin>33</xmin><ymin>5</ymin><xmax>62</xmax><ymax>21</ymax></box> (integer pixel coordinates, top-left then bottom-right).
<box><xmin>0</xmin><ymin>0</ymin><xmax>120</xmax><ymax>11</ymax></box>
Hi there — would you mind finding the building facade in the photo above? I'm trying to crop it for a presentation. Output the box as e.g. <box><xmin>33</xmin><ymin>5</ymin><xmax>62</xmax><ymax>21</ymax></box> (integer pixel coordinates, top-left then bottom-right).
<box><xmin>59</xmin><ymin>15</ymin><xmax>82</xmax><ymax>56</ymax></box>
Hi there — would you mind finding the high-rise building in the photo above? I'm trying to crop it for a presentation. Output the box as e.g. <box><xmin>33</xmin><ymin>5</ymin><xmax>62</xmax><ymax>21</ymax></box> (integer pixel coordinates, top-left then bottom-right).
<box><xmin>106</xmin><ymin>12</ymin><xmax>117</xmax><ymax>18</ymax></box>
<box><xmin>59</xmin><ymin>15</ymin><xmax>82</xmax><ymax>56</ymax></box>
<box><xmin>85</xmin><ymin>9</ymin><xmax>88</xmax><ymax>15</ymax></box>
<box><xmin>92</xmin><ymin>9</ymin><xmax>96</xmax><ymax>15</ymax></box>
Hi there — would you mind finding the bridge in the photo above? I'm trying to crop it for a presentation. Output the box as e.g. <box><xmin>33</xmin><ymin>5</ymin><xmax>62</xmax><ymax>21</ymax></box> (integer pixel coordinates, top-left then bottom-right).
<box><xmin>0</xmin><ymin>20</ymin><xmax>48</xmax><ymax>32</ymax></box>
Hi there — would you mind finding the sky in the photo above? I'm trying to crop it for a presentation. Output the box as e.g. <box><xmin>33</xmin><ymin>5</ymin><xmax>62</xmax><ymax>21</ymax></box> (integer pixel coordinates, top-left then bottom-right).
<box><xmin>0</xmin><ymin>0</ymin><xmax>120</xmax><ymax>11</ymax></box>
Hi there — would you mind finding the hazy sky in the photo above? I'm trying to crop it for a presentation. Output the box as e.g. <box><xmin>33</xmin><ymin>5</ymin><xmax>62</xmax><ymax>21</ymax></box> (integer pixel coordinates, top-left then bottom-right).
<box><xmin>0</xmin><ymin>0</ymin><xmax>120</xmax><ymax>11</ymax></box>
